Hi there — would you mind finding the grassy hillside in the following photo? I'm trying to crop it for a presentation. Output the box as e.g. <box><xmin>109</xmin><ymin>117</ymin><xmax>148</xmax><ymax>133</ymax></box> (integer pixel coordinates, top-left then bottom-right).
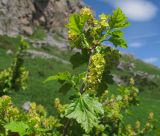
<box><xmin>0</xmin><ymin>36</ymin><xmax>160</xmax><ymax>128</ymax></box>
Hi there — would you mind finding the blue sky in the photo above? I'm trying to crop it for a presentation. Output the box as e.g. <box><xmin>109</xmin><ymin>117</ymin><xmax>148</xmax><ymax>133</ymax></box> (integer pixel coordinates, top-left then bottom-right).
<box><xmin>84</xmin><ymin>0</ymin><xmax>160</xmax><ymax>67</ymax></box>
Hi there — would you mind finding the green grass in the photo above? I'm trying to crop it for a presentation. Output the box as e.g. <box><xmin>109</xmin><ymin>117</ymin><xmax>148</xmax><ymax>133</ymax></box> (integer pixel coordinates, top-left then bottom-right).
<box><xmin>35</xmin><ymin>45</ymin><xmax>73</xmax><ymax>61</ymax></box>
<box><xmin>12</xmin><ymin>58</ymin><xmax>72</xmax><ymax>114</ymax></box>
<box><xmin>0</xmin><ymin>46</ymin><xmax>85</xmax><ymax>115</ymax></box>
<box><xmin>29</xmin><ymin>27</ymin><xmax>47</xmax><ymax>40</ymax></box>
<box><xmin>0</xmin><ymin>35</ymin><xmax>20</xmax><ymax>51</ymax></box>
<box><xmin>0</xmin><ymin>37</ymin><xmax>160</xmax><ymax>127</ymax></box>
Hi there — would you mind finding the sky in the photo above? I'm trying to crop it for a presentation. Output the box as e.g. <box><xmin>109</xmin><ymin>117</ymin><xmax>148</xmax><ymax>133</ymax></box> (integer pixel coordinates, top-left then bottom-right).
<box><xmin>84</xmin><ymin>0</ymin><xmax>160</xmax><ymax>67</ymax></box>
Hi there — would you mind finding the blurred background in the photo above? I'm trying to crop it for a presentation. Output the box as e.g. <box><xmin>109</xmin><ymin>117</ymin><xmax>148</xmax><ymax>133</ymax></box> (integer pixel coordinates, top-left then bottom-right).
<box><xmin>0</xmin><ymin>0</ymin><xmax>160</xmax><ymax>129</ymax></box>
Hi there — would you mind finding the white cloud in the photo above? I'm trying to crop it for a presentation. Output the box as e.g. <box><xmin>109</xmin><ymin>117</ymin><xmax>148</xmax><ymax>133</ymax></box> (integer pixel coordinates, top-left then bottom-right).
<box><xmin>108</xmin><ymin>0</ymin><xmax>158</xmax><ymax>22</ymax></box>
<box><xmin>143</xmin><ymin>57</ymin><xmax>158</xmax><ymax>63</ymax></box>
<box><xmin>130</xmin><ymin>42</ymin><xmax>143</xmax><ymax>48</ymax></box>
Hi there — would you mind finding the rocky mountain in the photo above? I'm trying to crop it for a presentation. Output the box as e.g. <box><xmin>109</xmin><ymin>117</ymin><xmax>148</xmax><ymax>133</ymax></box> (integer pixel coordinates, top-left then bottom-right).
<box><xmin>0</xmin><ymin>0</ymin><xmax>84</xmax><ymax>37</ymax></box>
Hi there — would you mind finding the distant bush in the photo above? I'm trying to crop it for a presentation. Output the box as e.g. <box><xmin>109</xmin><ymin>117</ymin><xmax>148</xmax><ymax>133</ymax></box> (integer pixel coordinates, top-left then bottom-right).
<box><xmin>0</xmin><ymin>36</ymin><xmax>29</xmax><ymax>95</ymax></box>
<box><xmin>0</xmin><ymin>95</ymin><xmax>61</xmax><ymax>135</ymax></box>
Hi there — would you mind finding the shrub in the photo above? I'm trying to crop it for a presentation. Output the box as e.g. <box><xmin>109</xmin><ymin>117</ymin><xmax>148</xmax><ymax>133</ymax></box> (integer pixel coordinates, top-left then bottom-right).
<box><xmin>45</xmin><ymin>7</ymin><xmax>157</xmax><ymax>135</ymax></box>
<box><xmin>0</xmin><ymin>7</ymin><xmax>158</xmax><ymax>136</ymax></box>
<box><xmin>0</xmin><ymin>96</ymin><xmax>61</xmax><ymax>135</ymax></box>
<box><xmin>0</xmin><ymin>36</ymin><xmax>29</xmax><ymax>95</ymax></box>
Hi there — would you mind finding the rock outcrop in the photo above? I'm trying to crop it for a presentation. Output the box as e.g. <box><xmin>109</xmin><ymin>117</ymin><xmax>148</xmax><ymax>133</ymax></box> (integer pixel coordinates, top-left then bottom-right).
<box><xmin>0</xmin><ymin>0</ymin><xmax>84</xmax><ymax>37</ymax></box>
<box><xmin>114</xmin><ymin>60</ymin><xmax>159</xmax><ymax>89</ymax></box>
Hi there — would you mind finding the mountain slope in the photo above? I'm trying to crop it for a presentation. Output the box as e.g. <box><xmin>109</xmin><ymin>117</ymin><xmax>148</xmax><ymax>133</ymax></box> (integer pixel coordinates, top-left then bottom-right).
<box><xmin>0</xmin><ymin>38</ymin><xmax>160</xmax><ymax>125</ymax></box>
<box><xmin>0</xmin><ymin>0</ymin><xmax>160</xmax><ymax>130</ymax></box>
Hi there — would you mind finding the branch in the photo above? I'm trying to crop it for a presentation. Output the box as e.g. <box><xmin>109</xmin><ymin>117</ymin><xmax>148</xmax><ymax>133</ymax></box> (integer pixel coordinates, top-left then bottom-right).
<box><xmin>63</xmin><ymin>119</ymin><xmax>71</xmax><ymax>136</ymax></box>
<box><xmin>80</xmin><ymin>49</ymin><xmax>94</xmax><ymax>94</ymax></box>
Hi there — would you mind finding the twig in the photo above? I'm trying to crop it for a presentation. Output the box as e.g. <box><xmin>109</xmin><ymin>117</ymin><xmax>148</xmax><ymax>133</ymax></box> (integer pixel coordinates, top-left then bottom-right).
<box><xmin>63</xmin><ymin>119</ymin><xmax>71</xmax><ymax>136</ymax></box>
<box><xmin>80</xmin><ymin>48</ymin><xmax>95</xmax><ymax>94</ymax></box>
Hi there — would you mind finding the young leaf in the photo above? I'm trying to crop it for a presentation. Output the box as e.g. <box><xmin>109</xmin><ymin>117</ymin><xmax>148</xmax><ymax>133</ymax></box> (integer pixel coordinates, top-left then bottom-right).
<box><xmin>67</xmin><ymin>13</ymin><xmax>89</xmax><ymax>34</ymax></box>
<box><xmin>112</xmin><ymin>30</ymin><xmax>124</xmax><ymax>37</ymax></box>
<box><xmin>109</xmin><ymin>30</ymin><xmax>128</xmax><ymax>48</ymax></box>
<box><xmin>65</xmin><ymin>94</ymin><xmax>104</xmax><ymax>133</ymax></box>
<box><xmin>109</xmin><ymin>36</ymin><xmax>128</xmax><ymax>48</ymax></box>
<box><xmin>109</xmin><ymin>8</ymin><xmax>130</xmax><ymax>29</ymax></box>
<box><xmin>67</xmin><ymin>13</ymin><xmax>90</xmax><ymax>49</ymax></box>
<box><xmin>5</xmin><ymin>121</ymin><xmax>29</xmax><ymax>136</ymax></box>
<box><xmin>45</xmin><ymin>72</ymin><xmax>72</xmax><ymax>83</ymax></box>
<box><xmin>45</xmin><ymin>72</ymin><xmax>85</xmax><ymax>93</ymax></box>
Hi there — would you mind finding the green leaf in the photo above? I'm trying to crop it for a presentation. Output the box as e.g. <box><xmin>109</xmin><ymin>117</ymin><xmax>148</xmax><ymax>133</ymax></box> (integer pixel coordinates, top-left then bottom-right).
<box><xmin>5</xmin><ymin>121</ymin><xmax>29</xmax><ymax>136</ymax></box>
<box><xmin>65</xmin><ymin>94</ymin><xmax>104</xmax><ymax>133</ymax></box>
<box><xmin>45</xmin><ymin>72</ymin><xmax>72</xmax><ymax>83</ymax></box>
<box><xmin>109</xmin><ymin>30</ymin><xmax>127</xmax><ymax>48</ymax></box>
<box><xmin>67</xmin><ymin>13</ymin><xmax>90</xmax><ymax>49</ymax></box>
<box><xmin>97</xmin><ymin>71</ymin><xmax>114</xmax><ymax>96</ymax></box>
<box><xmin>45</xmin><ymin>72</ymin><xmax>85</xmax><ymax>93</ymax></box>
<box><xmin>70</xmin><ymin>49</ymin><xmax>89</xmax><ymax>69</ymax></box>
<box><xmin>109</xmin><ymin>36</ymin><xmax>128</xmax><ymax>48</ymax></box>
<box><xmin>67</xmin><ymin>13</ymin><xmax>89</xmax><ymax>35</ymax></box>
<box><xmin>44</xmin><ymin>72</ymin><xmax>73</xmax><ymax>94</ymax></box>
<box><xmin>112</xmin><ymin>30</ymin><xmax>124</xmax><ymax>37</ymax></box>
<box><xmin>109</xmin><ymin>8</ymin><xmax>130</xmax><ymax>29</ymax></box>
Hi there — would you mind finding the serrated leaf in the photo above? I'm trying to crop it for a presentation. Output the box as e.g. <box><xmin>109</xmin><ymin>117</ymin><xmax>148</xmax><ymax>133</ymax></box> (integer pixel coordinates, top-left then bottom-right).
<box><xmin>109</xmin><ymin>8</ymin><xmax>130</xmax><ymax>29</ymax></box>
<box><xmin>67</xmin><ymin>13</ymin><xmax>90</xmax><ymax>49</ymax></box>
<box><xmin>5</xmin><ymin>121</ymin><xmax>29</xmax><ymax>136</ymax></box>
<box><xmin>65</xmin><ymin>94</ymin><xmax>104</xmax><ymax>133</ymax></box>
<box><xmin>109</xmin><ymin>36</ymin><xmax>128</xmax><ymax>48</ymax></box>
<box><xmin>112</xmin><ymin>30</ymin><xmax>124</xmax><ymax>37</ymax></box>
<box><xmin>67</xmin><ymin>13</ymin><xmax>89</xmax><ymax>34</ymax></box>
<box><xmin>45</xmin><ymin>72</ymin><xmax>72</xmax><ymax>83</ymax></box>
<box><xmin>45</xmin><ymin>72</ymin><xmax>85</xmax><ymax>93</ymax></box>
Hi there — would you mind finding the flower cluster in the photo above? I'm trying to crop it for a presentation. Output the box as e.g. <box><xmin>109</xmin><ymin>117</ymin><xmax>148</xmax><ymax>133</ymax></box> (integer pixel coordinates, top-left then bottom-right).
<box><xmin>0</xmin><ymin>37</ymin><xmax>29</xmax><ymax>95</ymax></box>
<box><xmin>0</xmin><ymin>96</ymin><xmax>62</xmax><ymax>135</ymax></box>
<box><xmin>85</xmin><ymin>53</ymin><xmax>106</xmax><ymax>93</ymax></box>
